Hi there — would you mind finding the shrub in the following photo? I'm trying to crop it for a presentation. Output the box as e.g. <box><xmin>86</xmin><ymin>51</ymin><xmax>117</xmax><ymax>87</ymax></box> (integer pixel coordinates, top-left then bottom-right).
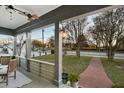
<box><xmin>51</xmin><ymin>49</ymin><xmax>54</xmax><ymax>54</ymax></box>
<box><xmin>69</xmin><ymin>73</ymin><xmax>78</xmax><ymax>82</ymax></box>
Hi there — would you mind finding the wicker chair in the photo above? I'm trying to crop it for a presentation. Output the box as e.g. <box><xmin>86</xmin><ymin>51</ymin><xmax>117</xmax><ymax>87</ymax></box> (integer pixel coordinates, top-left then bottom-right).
<box><xmin>8</xmin><ymin>59</ymin><xmax>17</xmax><ymax>79</ymax></box>
<box><xmin>0</xmin><ymin>56</ymin><xmax>17</xmax><ymax>85</ymax></box>
<box><xmin>1</xmin><ymin>56</ymin><xmax>11</xmax><ymax>65</ymax></box>
<box><xmin>0</xmin><ymin>56</ymin><xmax>10</xmax><ymax>85</ymax></box>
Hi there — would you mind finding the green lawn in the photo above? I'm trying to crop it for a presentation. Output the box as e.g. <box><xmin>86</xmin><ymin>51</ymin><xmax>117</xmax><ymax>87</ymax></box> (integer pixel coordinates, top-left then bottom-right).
<box><xmin>34</xmin><ymin>55</ymin><xmax>91</xmax><ymax>76</ymax></box>
<box><xmin>101</xmin><ymin>58</ymin><xmax>124</xmax><ymax>87</ymax></box>
<box><xmin>33</xmin><ymin>54</ymin><xmax>124</xmax><ymax>87</ymax></box>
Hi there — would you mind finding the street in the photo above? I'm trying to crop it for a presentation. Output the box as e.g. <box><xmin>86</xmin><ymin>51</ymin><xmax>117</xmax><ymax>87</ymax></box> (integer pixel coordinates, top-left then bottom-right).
<box><xmin>67</xmin><ymin>51</ymin><xmax>124</xmax><ymax>60</ymax></box>
<box><xmin>31</xmin><ymin>50</ymin><xmax>124</xmax><ymax>60</ymax></box>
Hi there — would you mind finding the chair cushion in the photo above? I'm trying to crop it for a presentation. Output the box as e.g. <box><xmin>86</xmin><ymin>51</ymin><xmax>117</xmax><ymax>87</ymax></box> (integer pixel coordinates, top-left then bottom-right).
<box><xmin>0</xmin><ymin>65</ymin><xmax>8</xmax><ymax>74</ymax></box>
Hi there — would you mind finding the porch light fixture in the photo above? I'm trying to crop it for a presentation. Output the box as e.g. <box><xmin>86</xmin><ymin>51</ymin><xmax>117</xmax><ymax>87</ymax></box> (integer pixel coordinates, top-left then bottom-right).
<box><xmin>60</xmin><ymin>23</ymin><xmax>68</xmax><ymax>38</ymax></box>
<box><xmin>60</xmin><ymin>31</ymin><xmax>68</xmax><ymax>38</ymax></box>
<box><xmin>6</xmin><ymin>5</ymin><xmax>39</xmax><ymax>21</ymax></box>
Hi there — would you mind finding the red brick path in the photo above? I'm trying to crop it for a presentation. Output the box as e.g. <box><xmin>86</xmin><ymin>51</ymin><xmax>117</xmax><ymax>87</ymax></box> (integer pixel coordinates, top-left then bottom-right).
<box><xmin>79</xmin><ymin>57</ymin><xmax>113</xmax><ymax>88</ymax></box>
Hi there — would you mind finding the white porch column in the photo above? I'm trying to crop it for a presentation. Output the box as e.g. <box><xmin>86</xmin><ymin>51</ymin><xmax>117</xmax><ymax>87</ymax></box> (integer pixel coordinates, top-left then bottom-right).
<box><xmin>26</xmin><ymin>31</ymin><xmax>31</xmax><ymax>58</ymax></box>
<box><xmin>26</xmin><ymin>31</ymin><xmax>31</xmax><ymax>72</ymax></box>
<box><xmin>55</xmin><ymin>22</ymin><xmax>63</xmax><ymax>87</ymax></box>
<box><xmin>13</xmin><ymin>35</ymin><xmax>17</xmax><ymax>56</ymax></box>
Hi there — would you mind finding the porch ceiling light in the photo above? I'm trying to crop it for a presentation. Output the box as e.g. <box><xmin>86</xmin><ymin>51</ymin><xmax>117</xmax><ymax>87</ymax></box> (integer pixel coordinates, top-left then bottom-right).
<box><xmin>61</xmin><ymin>31</ymin><xmax>68</xmax><ymax>38</ymax></box>
<box><xmin>60</xmin><ymin>28</ymin><xmax>68</xmax><ymax>38</ymax></box>
<box><xmin>60</xmin><ymin>23</ymin><xmax>68</xmax><ymax>38</ymax></box>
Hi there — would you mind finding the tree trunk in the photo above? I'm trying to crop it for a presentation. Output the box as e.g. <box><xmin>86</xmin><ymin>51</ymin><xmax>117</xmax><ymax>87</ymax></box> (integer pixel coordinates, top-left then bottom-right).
<box><xmin>107</xmin><ymin>47</ymin><xmax>114</xmax><ymax>60</ymax></box>
<box><xmin>98</xmin><ymin>43</ymin><xmax>101</xmax><ymax>52</ymax></box>
<box><xmin>18</xmin><ymin>51</ymin><xmax>21</xmax><ymax>67</ymax></box>
<box><xmin>39</xmin><ymin>51</ymin><xmax>41</xmax><ymax>56</ymax></box>
<box><xmin>63</xmin><ymin>49</ymin><xmax>67</xmax><ymax>56</ymax></box>
<box><xmin>76</xmin><ymin>42</ymin><xmax>80</xmax><ymax>58</ymax></box>
<box><xmin>96</xmin><ymin>44</ymin><xmax>100</xmax><ymax>52</ymax></box>
<box><xmin>96</xmin><ymin>41</ymin><xmax>100</xmax><ymax>52</ymax></box>
<box><xmin>18</xmin><ymin>57</ymin><xmax>21</xmax><ymax>67</ymax></box>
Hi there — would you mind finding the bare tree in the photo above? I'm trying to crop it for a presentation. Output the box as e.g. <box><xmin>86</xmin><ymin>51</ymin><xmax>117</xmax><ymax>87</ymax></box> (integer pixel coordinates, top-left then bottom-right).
<box><xmin>16</xmin><ymin>35</ymin><xmax>26</xmax><ymax>57</ymax></box>
<box><xmin>47</xmin><ymin>36</ymin><xmax>55</xmax><ymax>48</ymax></box>
<box><xmin>32</xmin><ymin>39</ymin><xmax>46</xmax><ymax>56</ymax></box>
<box><xmin>89</xmin><ymin>7</ymin><xmax>124</xmax><ymax>59</ymax></box>
<box><xmin>63</xmin><ymin>18</ymin><xmax>87</xmax><ymax>58</ymax></box>
<box><xmin>88</xmin><ymin>25</ymin><xmax>103</xmax><ymax>52</ymax></box>
<box><xmin>16</xmin><ymin>34</ymin><xmax>26</xmax><ymax>66</ymax></box>
<box><xmin>2</xmin><ymin>37</ymin><xmax>14</xmax><ymax>53</ymax></box>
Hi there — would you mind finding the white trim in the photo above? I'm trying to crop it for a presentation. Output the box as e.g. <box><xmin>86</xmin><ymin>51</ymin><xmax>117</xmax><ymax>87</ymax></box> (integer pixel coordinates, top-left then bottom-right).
<box><xmin>28</xmin><ymin>58</ymin><xmax>55</xmax><ymax>66</ymax></box>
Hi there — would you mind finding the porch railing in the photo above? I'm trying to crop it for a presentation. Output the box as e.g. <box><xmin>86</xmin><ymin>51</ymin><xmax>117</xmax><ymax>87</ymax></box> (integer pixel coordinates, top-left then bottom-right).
<box><xmin>17</xmin><ymin>57</ymin><xmax>55</xmax><ymax>82</ymax></box>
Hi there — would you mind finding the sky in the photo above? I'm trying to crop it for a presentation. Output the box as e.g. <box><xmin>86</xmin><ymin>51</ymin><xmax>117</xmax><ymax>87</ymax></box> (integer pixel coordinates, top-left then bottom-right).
<box><xmin>0</xmin><ymin>25</ymin><xmax>55</xmax><ymax>45</ymax></box>
<box><xmin>0</xmin><ymin>35</ymin><xmax>13</xmax><ymax>39</ymax></box>
<box><xmin>31</xmin><ymin>25</ymin><xmax>55</xmax><ymax>42</ymax></box>
<box><xmin>0</xmin><ymin>35</ymin><xmax>13</xmax><ymax>43</ymax></box>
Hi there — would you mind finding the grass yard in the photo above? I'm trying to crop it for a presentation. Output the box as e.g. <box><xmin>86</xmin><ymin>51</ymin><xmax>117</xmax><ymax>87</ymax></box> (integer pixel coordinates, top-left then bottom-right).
<box><xmin>34</xmin><ymin>54</ymin><xmax>91</xmax><ymax>76</ymax></box>
<box><xmin>101</xmin><ymin>58</ymin><xmax>124</xmax><ymax>87</ymax></box>
<box><xmin>33</xmin><ymin>54</ymin><xmax>124</xmax><ymax>87</ymax></box>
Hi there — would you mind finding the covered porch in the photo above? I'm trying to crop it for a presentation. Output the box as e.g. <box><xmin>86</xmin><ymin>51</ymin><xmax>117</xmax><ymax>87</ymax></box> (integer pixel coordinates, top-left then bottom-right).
<box><xmin>0</xmin><ymin>5</ymin><xmax>120</xmax><ymax>88</ymax></box>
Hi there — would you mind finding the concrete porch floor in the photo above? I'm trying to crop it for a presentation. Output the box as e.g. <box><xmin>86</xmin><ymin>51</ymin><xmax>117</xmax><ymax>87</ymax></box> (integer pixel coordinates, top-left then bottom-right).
<box><xmin>17</xmin><ymin>67</ymin><xmax>57</xmax><ymax>88</ymax></box>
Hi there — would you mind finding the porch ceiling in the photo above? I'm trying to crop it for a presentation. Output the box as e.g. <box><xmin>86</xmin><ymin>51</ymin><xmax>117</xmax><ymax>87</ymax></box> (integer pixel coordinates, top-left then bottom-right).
<box><xmin>0</xmin><ymin>5</ymin><xmax>60</xmax><ymax>29</ymax></box>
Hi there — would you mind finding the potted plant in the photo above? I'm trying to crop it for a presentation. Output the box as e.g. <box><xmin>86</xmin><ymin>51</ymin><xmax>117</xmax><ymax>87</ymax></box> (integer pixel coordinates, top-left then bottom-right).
<box><xmin>51</xmin><ymin>49</ymin><xmax>54</xmax><ymax>54</ymax></box>
<box><xmin>69</xmin><ymin>73</ymin><xmax>79</xmax><ymax>88</ymax></box>
<box><xmin>62</xmin><ymin>72</ymin><xmax>68</xmax><ymax>84</ymax></box>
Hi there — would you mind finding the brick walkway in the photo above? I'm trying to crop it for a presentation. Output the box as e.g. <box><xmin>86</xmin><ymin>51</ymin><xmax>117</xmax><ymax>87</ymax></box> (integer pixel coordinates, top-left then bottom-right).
<box><xmin>79</xmin><ymin>57</ymin><xmax>113</xmax><ymax>88</ymax></box>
